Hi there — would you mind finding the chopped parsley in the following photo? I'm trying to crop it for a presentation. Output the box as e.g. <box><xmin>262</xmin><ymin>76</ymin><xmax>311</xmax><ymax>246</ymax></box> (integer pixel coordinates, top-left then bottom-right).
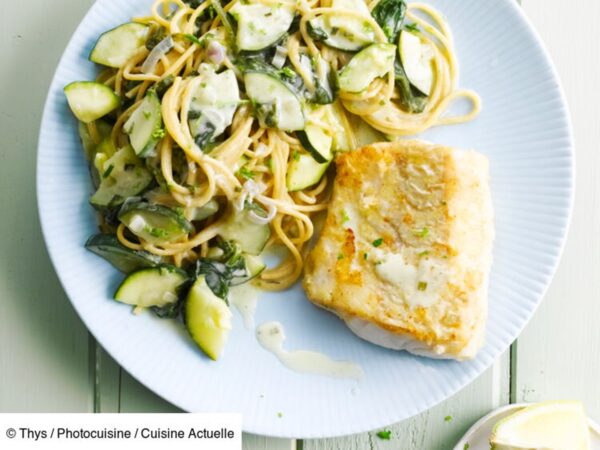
<box><xmin>143</xmin><ymin>111</ymin><xmax>152</xmax><ymax>119</ymax></box>
<box><xmin>418</xmin><ymin>281</ymin><xmax>428</xmax><ymax>291</ymax></box>
<box><xmin>277</xmin><ymin>412</ymin><xmax>283</xmax><ymax>418</ymax></box>
<box><xmin>417</xmin><ymin>250</ymin><xmax>430</xmax><ymax>257</ymax></box>
<box><xmin>376</xmin><ymin>430</ymin><xmax>392</xmax><ymax>440</ymax></box>
<box><xmin>152</xmin><ymin>128</ymin><xmax>166</xmax><ymax>140</ymax></box>
<box><xmin>292</xmin><ymin>150</ymin><xmax>301</xmax><ymax>161</ymax></box>
<box><xmin>363</xmin><ymin>253</ymin><xmax>368</xmax><ymax>260</ymax></box>
<box><xmin>444</xmin><ymin>415</ymin><xmax>453</xmax><ymax>422</ymax></box>
<box><xmin>337</xmin><ymin>253</ymin><xmax>344</xmax><ymax>260</ymax></box>
<box><xmin>237</xmin><ymin>166</ymin><xmax>255</xmax><ymax>180</ymax></box>
<box><xmin>463</xmin><ymin>444</ymin><xmax>470</xmax><ymax>450</ymax></box>
<box><xmin>372</xmin><ymin>238</ymin><xmax>384</xmax><ymax>248</ymax></box>
<box><xmin>413</xmin><ymin>227</ymin><xmax>430</xmax><ymax>238</ymax></box>
<box><xmin>405</xmin><ymin>23</ymin><xmax>420</xmax><ymax>33</ymax></box>
<box><xmin>183</xmin><ymin>34</ymin><xmax>203</xmax><ymax>46</ymax></box>
<box><xmin>279</xmin><ymin>66</ymin><xmax>296</xmax><ymax>79</ymax></box>
<box><xmin>102</xmin><ymin>164</ymin><xmax>115</xmax><ymax>179</ymax></box>
<box><xmin>340</xmin><ymin>210</ymin><xmax>350</xmax><ymax>224</ymax></box>
<box><xmin>145</xmin><ymin>226</ymin><xmax>169</xmax><ymax>239</ymax></box>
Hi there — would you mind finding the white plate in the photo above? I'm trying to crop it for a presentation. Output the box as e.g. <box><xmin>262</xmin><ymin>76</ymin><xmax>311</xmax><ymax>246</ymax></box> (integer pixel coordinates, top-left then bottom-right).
<box><xmin>37</xmin><ymin>0</ymin><xmax>574</xmax><ymax>439</ymax></box>
<box><xmin>454</xmin><ymin>404</ymin><xmax>600</xmax><ymax>450</ymax></box>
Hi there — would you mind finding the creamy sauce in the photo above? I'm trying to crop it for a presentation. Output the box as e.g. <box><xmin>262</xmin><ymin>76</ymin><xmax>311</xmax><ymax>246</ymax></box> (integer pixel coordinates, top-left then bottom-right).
<box><xmin>375</xmin><ymin>252</ymin><xmax>447</xmax><ymax>308</ymax></box>
<box><xmin>256</xmin><ymin>322</ymin><xmax>364</xmax><ymax>380</ymax></box>
<box><xmin>229</xmin><ymin>283</ymin><xmax>260</xmax><ymax>330</ymax></box>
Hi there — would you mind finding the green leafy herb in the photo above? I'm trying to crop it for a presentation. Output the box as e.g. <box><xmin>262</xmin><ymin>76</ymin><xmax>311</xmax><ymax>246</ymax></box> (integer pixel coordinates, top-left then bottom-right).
<box><xmin>418</xmin><ymin>281</ymin><xmax>428</xmax><ymax>291</ymax></box>
<box><xmin>237</xmin><ymin>166</ymin><xmax>255</xmax><ymax>180</ymax></box>
<box><xmin>183</xmin><ymin>33</ymin><xmax>204</xmax><ymax>46</ymax></box>
<box><xmin>340</xmin><ymin>210</ymin><xmax>350</xmax><ymax>223</ymax></box>
<box><xmin>417</xmin><ymin>250</ymin><xmax>430</xmax><ymax>256</ymax></box>
<box><xmin>307</xmin><ymin>21</ymin><xmax>328</xmax><ymax>42</ymax></box>
<box><xmin>145</xmin><ymin>226</ymin><xmax>169</xmax><ymax>239</ymax></box>
<box><xmin>376</xmin><ymin>430</ymin><xmax>392</xmax><ymax>440</ymax></box>
<box><xmin>143</xmin><ymin>111</ymin><xmax>152</xmax><ymax>119</ymax></box>
<box><xmin>146</xmin><ymin>26</ymin><xmax>167</xmax><ymax>51</ymax></box>
<box><xmin>405</xmin><ymin>23</ymin><xmax>420</xmax><ymax>33</ymax></box>
<box><xmin>279</xmin><ymin>66</ymin><xmax>297</xmax><ymax>80</ymax></box>
<box><xmin>372</xmin><ymin>238</ymin><xmax>384</xmax><ymax>248</ymax></box>
<box><xmin>152</xmin><ymin>128</ymin><xmax>166</xmax><ymax>140</ymax></box>
<box><xmin>444</xmin><ymin>415</ymin><xmax>453</xmax><ymax>422</ymax></box>
<box><xmin>413</xmin><ymin>227</ymin><xmax>430</xmax><ymax>238</ymax></box>
<box><xmin>463</xmin><ymin>444</ymin><xmax>470</xmax><ymax>450</ymax></box>
<box><xmin>277</xmin><ymin>412</ymin><xmax>283</xmax><ymax>418</ymax></box>
<box><xmin>337</xmin><ymin>253</ymin><xmax>344</xmax><ymax>260</ymax></box>
<box><xmin>371</xmin><ymin>0</ymin><xmax>407</xmax><ymax>43</ymax></box>
<box><xmin>394</xmin><ymin>58</ymin><xmax>428</xmax><ymax>113</ymax></box>
<box><xmin>155</xmin><ymin>75</ymin><xmax>174</xmax><ymax>99</ymax></box>
<box><xmin>364</xmin><ymin>253</ymin><xmax>369</xmax><ymax>260</ymax></box>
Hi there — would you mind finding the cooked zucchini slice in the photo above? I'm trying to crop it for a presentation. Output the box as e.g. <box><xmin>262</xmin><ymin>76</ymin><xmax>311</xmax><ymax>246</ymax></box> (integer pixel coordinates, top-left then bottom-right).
<box><xmin>184</xmin><ymin>275</ymin><xmax>233</xmax><ymax>360</ymax></box>
<box><xmin>118</xmin><ymin>201</ymin><xmax>194</xmax><ymax>245</ymax></box>
<box><xmin>90</xmin><ymin>22</ymin><xmax>149</xmax><ymax>68</ymax></box>
<box><xmin>286</xmin><ymin>153</ymin><xmax>330</xmax><ymax>192</ymax></box>
<box><xmin>230</xmin><ymin>255</ymin><xmax>267</xmax><ymax>286</ymax></box>
<box><xmin>297</xmin><ymin>124</ymin><xmax>333</xmax><ymax>163</ymax></box>
<box><xmin>85</xmin><ymin>234</ymin><xmax>163</xmax><ymax>273</ymax></box>
<box><xmin>64</xmin><ymin>82</ymin><xmax>120</xmax><ymax>123</ymax></box>
<box><xmin>244</xmin><ymin>72</ymin><xmax>305</xmax><ymax>131</ymax></box>
<box><xmin>124</xmin><ymin>90</ymin><xmax>163</xmax><ymax>157</ymax></box>
<box><xmin>114</xmin><ymin>266</ymin><xmax>188</xmax><ymax>308</ymax></box>
<box><xmin>219</xmin><ymin>204</ymin><xmax>272</xmax><ymax>255</ymax></box>
<box><xmin>229</xmin><ymin>3</ymin><xmax>294</xmax><ymax>51</ymax></box>
<box><xmin>188</xmin><ymin>65</ymin><xmax>240</xmax><ymax>150</ymax></box>
<box><xmin>309</xmin><ymin>0</ymin><xmax>376</xmax><ymax>51</ymax></box>
<box><xmin>90</xmin><ymin>146</ymin><xmax>153</xmax><ymax>208</ymax></box>
<box><xmin>189</xmin><ymin>199</ymin><xmax>220</xmax><ymax>221</ymax></box>
<box><xmin>399</xmin><ymin>30</ymin><xmax>434</xmax><ymax>96</ymax></box>
<box><xmin>338</xmin><ymin>43</ymin><xmax>396</xmax><ymax>93</ymax></box>
<box><xmin>78</xmin><ymin>120</ymin><xmax>113</xmax><ymax>161</ymax></box>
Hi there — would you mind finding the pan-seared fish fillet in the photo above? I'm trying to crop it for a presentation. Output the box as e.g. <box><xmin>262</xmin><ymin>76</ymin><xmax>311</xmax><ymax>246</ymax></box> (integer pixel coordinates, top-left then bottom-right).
<box><xmin>303</xmin><ymin>141</ymin><xmax>494</xmax><ymax>360</ymax></box>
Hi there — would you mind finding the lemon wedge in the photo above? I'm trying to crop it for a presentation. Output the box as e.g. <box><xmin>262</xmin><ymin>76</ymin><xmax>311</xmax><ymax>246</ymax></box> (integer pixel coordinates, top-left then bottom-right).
<box><xmin>490</xmin><ymin>401</ymin><xmax>591</xmax><ymax>450</ymax></box>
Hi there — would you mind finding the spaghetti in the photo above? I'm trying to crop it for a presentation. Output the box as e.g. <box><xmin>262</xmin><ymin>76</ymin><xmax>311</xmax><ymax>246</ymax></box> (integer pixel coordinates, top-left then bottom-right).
<box><xmin>76</xmin><ymin>0</ymin><xmax>480</xmax><ymax>291</ymax></box>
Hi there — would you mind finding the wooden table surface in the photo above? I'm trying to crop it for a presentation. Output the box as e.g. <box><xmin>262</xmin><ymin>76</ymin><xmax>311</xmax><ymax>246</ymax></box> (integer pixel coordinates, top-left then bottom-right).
<box><xmin>1</xmin><ymin>1</ymin><xmax>598</xmax><ymax>448</ymax></box>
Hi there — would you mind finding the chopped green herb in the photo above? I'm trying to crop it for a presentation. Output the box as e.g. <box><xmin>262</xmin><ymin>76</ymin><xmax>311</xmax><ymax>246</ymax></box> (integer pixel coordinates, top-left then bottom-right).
<box><xmin>200</xmin><ymin>82</ymin><xmax>207</xmax><ymax>88</ymax></box>
<box><xmin>337</xmin><ymin>253</ymin><xmax>344</xmax><ymax>260</ymax></box>
<box><xmin>145</xmin><ymin>226</ymin><xmax>169</xmax><ymax>239</ymax></box>
<box><xmin>143</xmin><ymin>111</ymin><xmax>152</xmax><ymax>119</ymax></box>
<box><xmin>372</xmin><ymin>238</ymin><xmax>384</xmax><ymax>248</ymax></box>
<box><xmin>413</xmin><ymin>227</ymin><xmax>429</xmax><ymax>238</ymax></box>
<box><xmin>102</xmin><ymin>164</ymin><xmax>115</xmax><ymax>178</ymax></box>
<box><xmin>463</xmin><ymin>444</ymin><xmax>470</xmax><ymax>450</ymax></box>
<box><xmin>444</xmin><ymin>415</ymin><xmax>453</xmax><ymax>422</ymax></box>
<box><xmin>418</xmin><ymin>281</ymin><xmax>428</xmax><ymax>291</ymax></box>
<box><xmin>376</xmin><ymin>430</ymin><xmax>392</xmax><ymax>440</ymax></box>
<box><xmin>417</xmin><ymin>250</ymin><xmax>430</xmax><ymax>256</ymax></box>
<box><xmin>379</xmin><ymin>100</ymin><xmax>386</xmax><ymax>106</ymax></box>
<box><xmin>405</xmin><ymin>23</ymin><xmax>420</xmax><ymax>33</ymax></box>
<box><xmin>237</xmin><ymin>166</ymin><xmax>255</xmax><ymax>180</ymax></box>
<box><xmin>279</xmin><ymin>67</ymin><xmax>296</xmax><ymax>79</ymax></box>
<box><xmin>340</xmin><ymin>210</ymin><xmax>350</xmax><ymax>223</ymax></box>
<box><xmin>152</xmin><ymin>128</ymin><xmax>166</xmax><ymax>140</ymax></box>
<box><xmin>292</xmin><ymin>150</ymin><xmax>301</xmax><ymax>161</ymax></box>
<box><xmin>277</xmin><ymin>412</ymin><xmax>283</xmax><ymax>418</ymax></box>
<box><xmin>363</xmin><ymin>253</ymin><xmax>368</xmax><ymax>260</ymax></box>
<box><xmin>183</xmin><ymin>33</ymin><xmax>203</xmax><ymax>46</ymax></box>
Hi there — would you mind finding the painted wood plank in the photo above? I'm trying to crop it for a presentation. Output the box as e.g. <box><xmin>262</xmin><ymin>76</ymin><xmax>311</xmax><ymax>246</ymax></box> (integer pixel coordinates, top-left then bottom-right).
<box><xmin>112</xmin><ymin>360</ymin><xmax>294</xmax><ymax>448</ymax></box>
<box><xmin>304</xmin><ymin>353</ymin><xmax>509</xmax><ymax>450</ymax></box>
<box><xmin>514</xmin><ymin>0</ymin><xmax>600</xmax><ymax>420</ymax></box>
<box><xmin>0</xmin><ymin>0</ymin><xmax>96</xmax><ymax>413</ymax></box>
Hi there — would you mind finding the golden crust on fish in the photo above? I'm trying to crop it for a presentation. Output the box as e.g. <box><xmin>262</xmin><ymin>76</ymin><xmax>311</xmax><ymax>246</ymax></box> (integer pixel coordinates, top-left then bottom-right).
<box><xmin>303</xmin><ymin>141</ymin><xmax>494</xmax><ymax>360</ymax></box>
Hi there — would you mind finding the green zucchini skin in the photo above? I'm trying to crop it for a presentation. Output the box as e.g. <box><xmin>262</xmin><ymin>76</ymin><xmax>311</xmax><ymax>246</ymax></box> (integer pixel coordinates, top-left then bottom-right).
<box><xmin>114</xmin><ymin>265</ymin><xmax>189</xmax><ymax>308</ymax></box>
<box><xmin>118</xmin><ymin>200</ymin><xmax>194</xmax><ymax>245</ymax></box>
<box><xmin>85</xmin><ymin>234</ymin><xmax>163</xmax><ymax>273</ymax></box>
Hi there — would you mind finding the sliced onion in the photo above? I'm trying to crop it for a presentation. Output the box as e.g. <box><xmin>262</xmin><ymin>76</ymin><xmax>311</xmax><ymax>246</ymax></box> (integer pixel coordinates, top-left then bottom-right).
<box><xmin>248</xmin><ymin>202</ymin><xmax>277</xmax><ymax>225</ymax></box>
<box><xmin>254</xmin><ymin>142</ymin><xmax>269</xmax><ymax>157</ymax></box>
<box><xmin>141</xmin><ymin>36</ymin><xmax>174</xmax><ymax>74</ymax></box>
<box><xmin>206</xmin><ymin>40</ymin><xmax>226</xmax><ymax>65</ymax></box>
<box><xmin>272</xmin><ymin>45</ymin><xmax>288</xmax><ymax>69</ymax></box>
<box><xmin>234</xmin><ymin>191</ymin><xmax>247</xmax><ymax>212</ymax></box>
